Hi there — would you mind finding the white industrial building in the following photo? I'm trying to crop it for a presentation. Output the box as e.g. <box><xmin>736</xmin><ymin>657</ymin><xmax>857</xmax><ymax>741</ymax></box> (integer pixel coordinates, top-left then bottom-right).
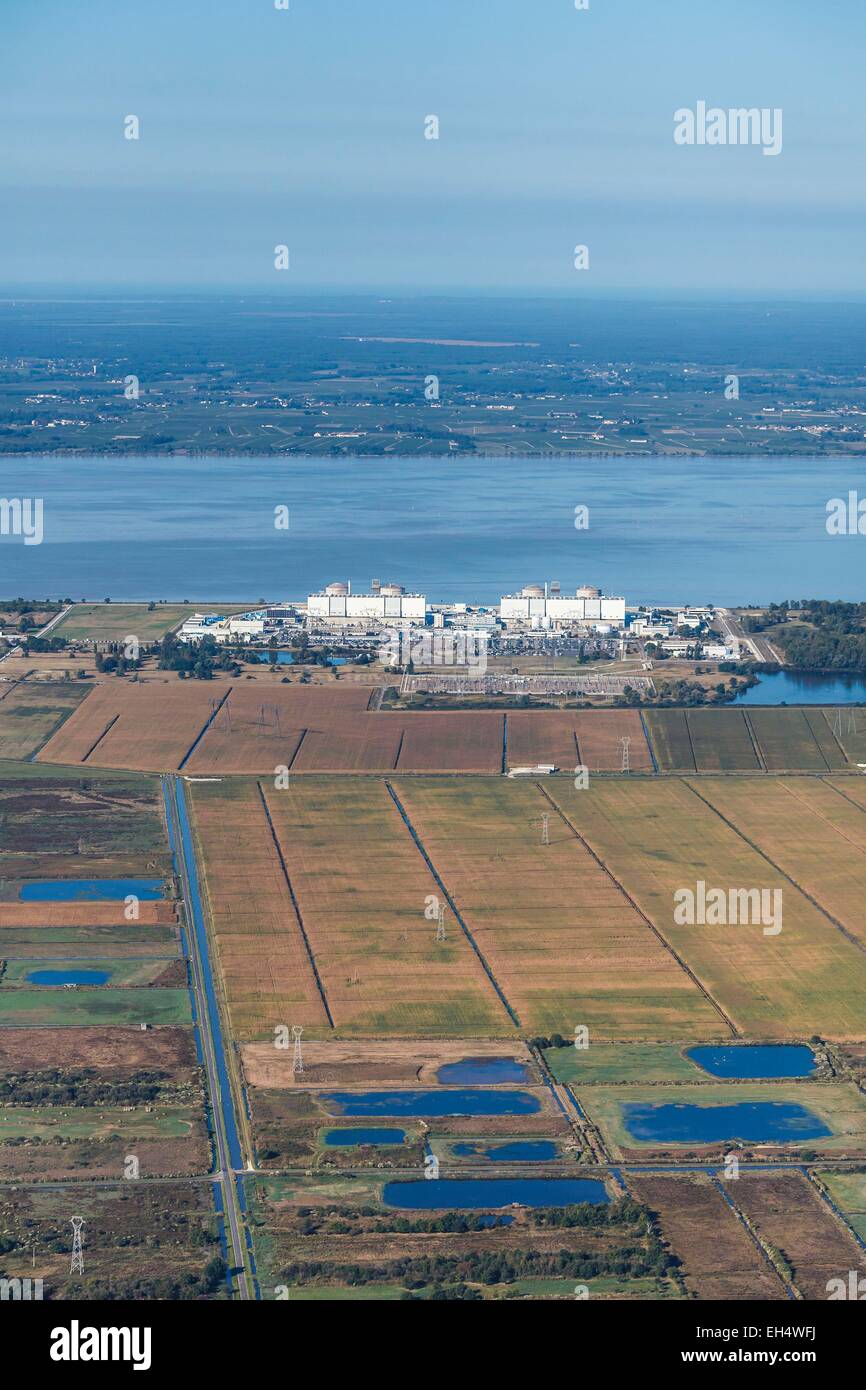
<box><xmin>307</xmin><ymin>581</ymin><xmax>427</xmax><ymax>625</ymax></box>
<box><xmin>500</xmin><ymin>583</ymin><xmax>626</xmax><ymax>627</ymax></box>
<box><xmin>179</xmin><ymin>610</ymin><xmax>267</xmax><ymax>644</ymax></box>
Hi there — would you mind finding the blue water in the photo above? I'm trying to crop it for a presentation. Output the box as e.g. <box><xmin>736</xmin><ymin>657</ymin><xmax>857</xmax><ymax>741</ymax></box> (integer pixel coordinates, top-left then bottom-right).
<box><xmin>19</xmin><ymin>878</ymin><xmax>164</xmax><ymax>902</ymax></box>
<box><xmin>437</xmin><ymin>1057</ymin><xmax>531</xmax><ymax>1085</ymax></box>
<box><xmin>687</xmin><ymin>1045</ymin><xmax>817</xmax><ymax>1079</ymax></box>
<box><xmin>383</xmin><ymin>1178</ymin><xmax>609</xmax><ymax>1210</ymax></box>
<box><xmin>252</xmin><ymin>652</ymin><xmax>346</xmax><ymax>667</ymax></box>
<box><xmin>320</xmin><ymin>1089</ymin><xmax>541</xmax><ymax>1117</ymax></box>
<box><xmin>623</xmin><ymin>1102</ymin><xmax>832</xmax><ymax>1144</ymax></box>
<box><xmin>734</xmin><ymin>671</ymin><xmax>866</xmax><ymax>706</ymax></box>
<box><xmin>323</xmin><ymin>1128</ymin><xmax>406</xmax><ymax>1147</ymax></box>
<box><xmin>452</xmin><ymin>1141</ymin><xmax>558</xmax><ymax>1162</ymax></box>
<box><xmin>26</xmin><ymin>968</ymin><xmax>110</xmax><ymax>986</ymax></box>
<box><xmin>6</xmin><ymin>455</ymin><xmax>866</xmax><ymax>606</ymax></box>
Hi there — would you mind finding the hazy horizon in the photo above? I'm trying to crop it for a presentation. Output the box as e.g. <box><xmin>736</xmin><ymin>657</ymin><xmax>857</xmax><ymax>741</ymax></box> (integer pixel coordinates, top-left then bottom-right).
<box><xmin>2</xmin><ymin>0</ymin><xmax>863</xmax><ymax>293</ymax></box>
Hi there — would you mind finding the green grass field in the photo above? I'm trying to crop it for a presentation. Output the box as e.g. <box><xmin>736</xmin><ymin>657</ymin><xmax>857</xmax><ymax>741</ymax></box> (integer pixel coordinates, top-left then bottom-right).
<box><xmin>816</xmin><ymin>1171</ymin><xmax>866</xmax><ymax>1240</ymax></box>
<box><xmin>0</xmin><ymin>986</ymin><xmax>191</xmax><ymax>1026</ymax></box>
<box><xmin>685</xmin><ymin>709</ymin><xmax>761</xmax><ymax>772</ymax></box>
<box><xmin>0</xmin><ymin>1105</ymin><xmax>199</xmax><ymax>1141</ymax></box>
<box><xmin>644</xmin><ymin>711</ymin><xmax>696</xmax><ymax>771</ymax></box>
<box><xmin>578</xmin><ymin>1081</ymin><xmax>866</xmax><ymax>1156</ymax></box>
<box><xmin>0</xmin><ymin>958</ymin><xmax>179</xmax><ymax>987</ymax></box>
<box><xmin>54</xmin><ymin>603</ymin><xmax>253</xmax><ymax>643</ymax></box>
<box><xmin>0</xmin><ymin>924</ymin><xmax>177</xmax><ymax>951</ymax></box>
<box><xmin>0</xmin><ymin>682</ymin><xmax>91</xmax><ymax>760</ymax></box>
<box><xmin>545</xmin><ymin>1042</ymin><xmax>702</xmax><ymax>1085</ymax></box>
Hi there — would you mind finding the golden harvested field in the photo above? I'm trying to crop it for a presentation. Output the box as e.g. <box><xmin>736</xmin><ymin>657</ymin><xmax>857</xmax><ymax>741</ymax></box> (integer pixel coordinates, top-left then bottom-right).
<box><xmin>188</xmin><ymin>779</ymin><xmax>329</xmax><ymax>1038</ymax></box>
<box><xmin>394</xmin><ymin>712</ymin><xmax>503</xmax><ymax>773</ymax></box>
<box><xmin>38</xmin><ymin>679</ymin><xmax>225</xmax><ymax>771</ymax></box>
<box><xmin>187</xmin><ymin>685</ymin><xmax>376</xmax><ymax>773</ymax></box>
<box><xmin>547</xmin><ymin>778</ymin><xmax>866</xmax><ymax>1039</ymax></box>
<box><xmin>690</xmin><ymin>777</ymin><xmax>866</xmax><ymax>948</ymax></box>
<box><xmin>253</xmin><ymin>780</ymin><xmax>509</xmax><ymax>1035</ymax></box>
<box><xmin>0</xmin><ymin>901</ymin><xmax>175</xmax><ymax>927</ymax></box>
<box><xmin>0</xmin><ymin>681</ymin><xmax>90</xmax><ymax>759</ymax></box>
<box><xmin>506</xmin><ymin>709</ymin><xmax>652</xmax><ymax>771</ymax></box>
<box><xmin>290</xmin><ymin>716</ymin><xmax>402</xmax><ymax>773</ymax></box>
<box><xmin>393</xmin><ymin>778</ymin><xmax>721</xmax><ymax>1038</ymax></box>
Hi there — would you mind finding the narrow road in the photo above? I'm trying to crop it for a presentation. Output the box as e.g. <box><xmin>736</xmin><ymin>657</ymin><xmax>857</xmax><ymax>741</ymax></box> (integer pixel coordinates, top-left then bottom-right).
<box><xmin>163</xmin><ymin>775</ymin><xmax>253</xmax><ymax>1300</ymax></box>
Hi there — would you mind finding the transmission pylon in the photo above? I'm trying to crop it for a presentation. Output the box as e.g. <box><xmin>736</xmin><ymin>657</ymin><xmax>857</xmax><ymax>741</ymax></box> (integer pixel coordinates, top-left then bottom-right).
<box><xmin>621</xmin><ymin>736</ymin><xmax>631</xmax><ymax>773</ymax></box>
<box><xmin>291</xmin><ymin>1026</ymin><xmax>304</xmax><ymax>1075</ymax></box>
<box><xmin>70</xmin><ymin>1217</ymin><xmax>85</xmax><ymax>1276</ymax></box>
<box><xmin>833</xmin><ymin>710</ymin><xmax>843</xmax><ymax>739</ymax></box>
<box><xmin>436</xmin><ymin>905</ymin><xmax>446</xmax><ymax>942</ymax></box>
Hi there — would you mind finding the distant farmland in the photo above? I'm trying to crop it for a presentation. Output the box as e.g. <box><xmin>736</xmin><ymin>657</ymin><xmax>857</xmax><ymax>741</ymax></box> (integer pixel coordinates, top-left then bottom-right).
<box><xmin>645</xmin><ymin>707</ymin><xmax>854</xmax><ymax>774</ymax></box>
<box><xmin>0</xmin><ymin>681</ymin><xmax>91</xmax><ymax>760</ymax></box>
<box><xmin>553</xmin><ymin>777</ymin><xmax>866</xmax><ymax>1038</ymax></box>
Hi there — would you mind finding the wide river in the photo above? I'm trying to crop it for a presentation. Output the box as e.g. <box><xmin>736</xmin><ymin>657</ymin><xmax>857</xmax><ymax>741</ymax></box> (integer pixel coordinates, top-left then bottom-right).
<box><xmin>0</xmin><ymin>454</ymin><xmax>863</xmax><ymax>604</ymax></box>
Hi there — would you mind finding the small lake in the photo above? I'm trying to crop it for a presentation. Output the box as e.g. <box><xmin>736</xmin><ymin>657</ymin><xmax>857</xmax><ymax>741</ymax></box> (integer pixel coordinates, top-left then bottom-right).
<box><xmin>320</xmin><ymin>1089</ymin><xmax>541</xmax><ymax>1117</ymax></box>
<box><xmin>19</xmin><ymin>878</ymin><xmax>164</xmax><ymax>902</ymax></box>
<box><xmin>452</xmin><ymin>1140</ymin><xmax>558</xmax><ymax>1162</ymax></box>
<box><xmin>623</xmin><ymin>1101</ymin><xmax>832</xmax><ymax>1144</ymax></box>
<box><xmin>436</xmin><ymin>1057</ymin><xmax>531</xmax><ymax>1085</ymax></box>
<box><xmin>687</xmin><ymin>1045</ymin><xmax>817</xmax><ymax>1079</ymax></box>
<box><xmin>323</xmin><ymin>1128</ymin><xmax>406</xmax><ymax>1147</ymax></box>
<box><xmin>383</xmin><ymin>1178</ymin><xmax>609</xmax><ymax>1209</ymax></box>
<box><xmin>251</xmin><ymin>653</ymin><xmax>346</xmax><ymax>666</ymax></box>
<box><xmin>734</xmin><ymin>671</ymin><xmax>866</xmax><ymax>706</ymax></box>
<box><xmin>25</xmin><ymin>969</ymin><xmax>111</xmax><ymax>987</ymax></box>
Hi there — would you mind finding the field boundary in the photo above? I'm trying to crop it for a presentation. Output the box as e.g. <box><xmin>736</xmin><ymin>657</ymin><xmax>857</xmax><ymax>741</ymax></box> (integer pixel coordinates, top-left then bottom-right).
<box><xmin>383</xmin><ymin>780</ymin><xmax>520</xmax><ymax>1028</ymax></box>
<box><xmin>537</xmin><ymin>782</ymin><xmax>739</xmax><ymax>1037</ymax></box>
<box><xmin>255</xmin><ymin>782</ymin><xmax>335</xmax><ymax>1028</ymax></box>
<box><xmin>81</xmin><ymin>714</ymin><xmax>120</xmax><ymax>764</ymax></box>
<box><xmin>683</xmin><ymin>780</ymin><xmax>866</xmax><ymax>959</ymax></box>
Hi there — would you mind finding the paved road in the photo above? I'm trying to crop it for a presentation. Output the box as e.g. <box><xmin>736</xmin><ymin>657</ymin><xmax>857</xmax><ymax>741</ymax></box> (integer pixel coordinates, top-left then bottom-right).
<box><xmin>164</xmin><ymin>775</ymin><xmax>253</xmax><ymax>1300</ymax></box>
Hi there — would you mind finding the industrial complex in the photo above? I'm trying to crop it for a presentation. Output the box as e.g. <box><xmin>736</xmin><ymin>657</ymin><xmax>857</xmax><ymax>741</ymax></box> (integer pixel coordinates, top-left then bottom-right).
<box><xmin>176</xmin><ymin>579</ymin><xmax>738</xmax><ymax>664</ymax></box>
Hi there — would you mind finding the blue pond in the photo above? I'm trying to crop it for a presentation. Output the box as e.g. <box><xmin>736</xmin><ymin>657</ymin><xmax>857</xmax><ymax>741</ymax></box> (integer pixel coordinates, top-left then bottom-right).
<box><xmin>436</xmin><ymin>1057</ymin><xmax>531</xmax><ymax>1085</ymax></box>
<box><xmin>321</xmin><ymin>1089</ymin><xmax>541</xmax><ymax>1117</ymax></box>
<box><xmin>733</xmin><ymin>670</ymin><xmax>866</xmax><ymax>706</ymax></box>
<box><xmin>383</xmin><ymin>1178</ymin><xmax>609</xmax><ymax>1210</ymax></box>
<box><xmin>26</xmin><ymin>969</ymin><xmax>110</xmax><ymax>987</ymax></box>
<box><xmin>253</xmin><ymin>652</ymin><xmax>346</xmax><ymax>666</ymax></box>
<box><xmin>323</xmin><ymin>1128</ymin><xmax>406</xmax><ymax>1147</ymax></box>
<box><xmin>19</xmin><ymin>878</ymin><xmax>164</xmax><ymax>903</ymax></box>
<box><xmin>452</xmin><ymin>1140</ymin><xmax>558</xmax><ymax>1162</ymax></box>
<box><xmin>623</xmin><ymin>1102</ymin><xmax>832</xmax><ymax>1144</ymax></box>
<box><xmin>688</xmin><ymin>1045</ymin><xmax>817</xmax><ymax>1080</ymax></box>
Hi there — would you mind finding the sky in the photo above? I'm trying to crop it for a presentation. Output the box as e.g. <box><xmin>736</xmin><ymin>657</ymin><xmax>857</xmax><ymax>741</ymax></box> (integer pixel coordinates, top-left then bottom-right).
<box><xmin>1</xmin><ymin>0</ymin><xmax>864</xmax><ymax>293</ymax></box>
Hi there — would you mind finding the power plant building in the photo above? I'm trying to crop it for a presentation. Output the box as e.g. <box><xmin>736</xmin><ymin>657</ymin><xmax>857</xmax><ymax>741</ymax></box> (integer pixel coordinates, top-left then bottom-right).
<box><xmin>500</xmin><ymin>584</ymin><xmax>626</xmax><ymax>626</ymax></box>
<box><xmin>307</xmin><ymin>581</ymin><xmax>427</xmax><ymax>624</ymax></box>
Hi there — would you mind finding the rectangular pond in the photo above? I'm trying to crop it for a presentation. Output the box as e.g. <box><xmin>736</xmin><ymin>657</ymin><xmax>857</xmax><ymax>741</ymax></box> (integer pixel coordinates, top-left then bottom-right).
<box><xmin>622</xmin><ymin>1101</ymin><xmax>832</xmax><ymax>1144</ymax></box>
<box><xmin>19</xmin><ymin>878</ymin><xmax>165</xmax><ymax>902</ymax></box>
<box><xmin>687</xmin><ymin>1045</ymin><xmax>817</xmax><ymax>1079</ymax></box>
<box><xmin>436</xmin><ymin>1057</ymin><xmax>531</xmax><ymax>1085</ymax></box>
<box><xmin>320</xmin><ymin>1089</ymin><xmax>541</xmax><ymax>1117</ymax></box>
<box><xmin>382</xmin><ymin>1178</ymin><xmax>609</xmax><ymax>1209</ymax></box>
<box><xmin>451</xmin><ymin>1140</ymin><xmax>559</xmax><ymax>1162</ymax></box>
<box><xmin>24</xmin><ymin>969</ymin><xmax>111</xmax><ymax>987</ymax></box>
<box><xmin>322</xmin><ymin>1128</ymin><xmax>406</xmax><ymax>1147</ymax></box>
